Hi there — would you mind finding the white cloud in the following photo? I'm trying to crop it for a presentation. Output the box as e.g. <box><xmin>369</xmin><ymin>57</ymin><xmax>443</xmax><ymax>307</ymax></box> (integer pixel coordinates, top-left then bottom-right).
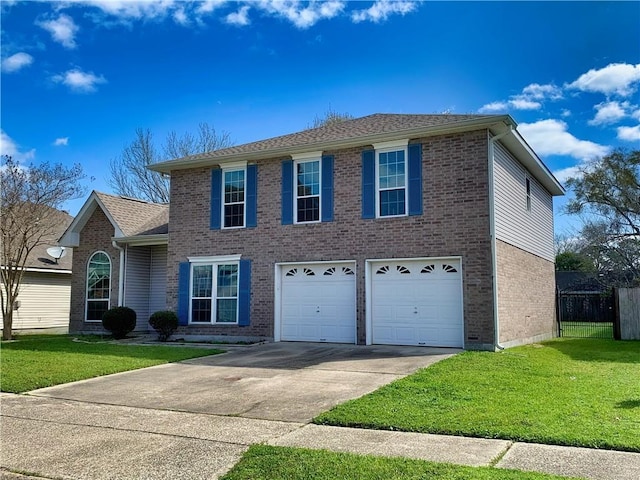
<box><xmin>617</xmin><ymin>125</ymin><xmax>640</xmax><ymax>142</ymax></box>
<box><xmin>567</xmin><ymin>62</ymin><xmax>640</xmax><ymax>97</ymax></box>
<box><xmin>509</xmin><ymin>97</ymin><xmax>541</xmax><ymax>110</ymax></box>
<box><xmin>351</xmin><ymin>0</ymin><xmax>416</xmax><ymax>23</ymax></box>
<box><xmin>519</xmin><ymin>119</ymin><xmax>609</xmax><ymax>161</ymax></box>
<box><xmin>632</xmin><ymin>109</ymin><xmax>640</xmax><ymax>121</ymax></box>
<box><xmin>561</xmin><ymin>109</ymin><xmax>571</xmax><ymax>117</ymax></box>
<box><xmin>172</xmin><ymin>7</ymin><xmax>189</xmax><ymax>26</ymax></box>
<box><xmin>82</xmin><ymin>0</ymin><xmax>177</xmax><ymax>20</ymax></box>
<box><xmin>226</xmin><ymin>6</ymin><xmax>251</xmax><ymax>26</ymax></box>
<box><xmin>0</xmin><ymin>130</ymin><xmax>36</xmax><ymax>163</ymax></box>
<box><xmin>478</xmin><ymin>101</ymin><xmax>509</xmax><ymax>113</ymax></box>
<box><xmin>52</xmin><ymin>68</ymin><xmax>107</xmax><ymax>93</ymax></box>
<box><xmin>589</xmin><ymin>101</ymin><xmax>629</xmax><ymax>126</ymax></box>
<box><xmin>552</xmin><ymin>165</ymin><xmax>582</xmax><ymax>184</ymax></box>
<box><xmin>53</xmin><ymin>137</ymin><xmax>69</xmax><ymax>146</ymax></box>
<box><xmin>257</xmin><ymin>0</ymin><xmax>345</xmax><ymax>29</ymax></box>
<box><xmin>521</xmin><ymin>83</ymin><xmax>563</xmax><ymax>101</ymax></box>
<box><xmin>36</xmin><ymin>14</ymin><xmax>79</xmax><ymax>49</ymax></box>
<box><xmin>197</xmin><ymin>0</ymin><xmax>228</xmax><ymax>14</ymax></box>
<box><xmin>1</xmin><ymin>52</ymin><xmax>34</xmax><ymax>73</ymax></box>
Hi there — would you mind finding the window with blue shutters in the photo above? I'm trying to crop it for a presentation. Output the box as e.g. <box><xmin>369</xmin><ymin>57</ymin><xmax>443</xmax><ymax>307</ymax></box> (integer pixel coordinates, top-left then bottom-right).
<box><xmin>212</xmin><ymin>164</ymin><xmax>257</xmax><ymax>230</ymax></box>
<box><xmin>283</xmin><ymin>154</ymin><xmax>334</xmax><ymax>224</ymax></box>
<box><xmin>177</xmin><ymin>255</ymin><xmax>251</xmax><ymax>326</ymax></box>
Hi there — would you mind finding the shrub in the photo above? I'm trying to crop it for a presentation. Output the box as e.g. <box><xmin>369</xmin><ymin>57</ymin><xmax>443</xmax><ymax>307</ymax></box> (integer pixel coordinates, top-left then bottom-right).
<box><xmin>102</xmin><ymin>307</ymin><xmax>137</xmax><ymax>339</ymax></box>
<box><xmin>149</xmin><ymin>310</ymin><xmax>179</xmax><ymax>342</ymax></box>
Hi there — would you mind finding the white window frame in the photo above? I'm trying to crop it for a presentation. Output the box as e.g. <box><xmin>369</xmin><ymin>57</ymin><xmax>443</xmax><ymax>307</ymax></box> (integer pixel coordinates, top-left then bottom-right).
<box><xmin>222</xmin><ymin>165</ymin><xmax>247</xmax><ymax>229</ymax></box>
<box><xmin>85</xmin><ymin>250</ymin><xmax>111</xmax><ymax>322</ymax></box>
<box><xmin>374</xmin><ymin>140</ymin><xmax>409</xmax><ymax>218</ymax></box>
<box><xmin>188</xmin><ymin>255</ymin><xmax>241</xmax><ymax>325</ymax></box>
<box><xmin>294</xmin><ymin>157</ymin><xmax>322</xmax><ymax>224</ymax></box>
<box><xmin>525</xmin><ymin>177</ymin><xmax>532</xmax><ymax>212</ymax></box>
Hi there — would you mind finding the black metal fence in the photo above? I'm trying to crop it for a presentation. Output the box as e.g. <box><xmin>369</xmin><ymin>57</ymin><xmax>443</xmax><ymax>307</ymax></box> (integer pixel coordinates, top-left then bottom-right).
<box><xmin>557</xmin><ymin>292</ymin><xmax>615</xmax><ymax>339</ymax></box>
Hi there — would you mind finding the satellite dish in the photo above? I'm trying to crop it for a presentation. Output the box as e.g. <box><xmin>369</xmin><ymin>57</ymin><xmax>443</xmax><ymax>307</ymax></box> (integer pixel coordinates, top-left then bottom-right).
<box><xmin>46</xmin><ymin>246</ymin><xmax>67</xmax><ymax>264</ymax></box>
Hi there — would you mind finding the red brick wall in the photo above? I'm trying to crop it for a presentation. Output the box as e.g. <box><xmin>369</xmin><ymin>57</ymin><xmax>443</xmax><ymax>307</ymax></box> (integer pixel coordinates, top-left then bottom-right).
<box><xmin>496</xmin><ymin>239</ymin><xmax>556</xmax><ymax>346</ymax></box>
<box><xmin>167</xmin><ymin>129</ymin><xmax>496</xmax><ymax>347</ymax></box>
<box><xmin>69</xmin><ymin>208</ymin><xmax>120</xmax><ymax>333</ymax></box>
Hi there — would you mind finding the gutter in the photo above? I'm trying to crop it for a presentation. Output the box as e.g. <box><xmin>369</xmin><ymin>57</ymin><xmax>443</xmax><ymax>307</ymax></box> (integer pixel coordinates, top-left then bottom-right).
<box><xmin>488</xmin><ymin>128</ymin><xmax>512</xmax><ymax>351</ymax></box>
<box><xmin>111</xmin><ymin>240</ymin><xmax>125</xmax><ymax>307</ymax></box>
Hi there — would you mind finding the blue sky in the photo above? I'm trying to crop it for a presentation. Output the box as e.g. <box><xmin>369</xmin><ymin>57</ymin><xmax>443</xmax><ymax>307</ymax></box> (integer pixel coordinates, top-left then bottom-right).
<box><xmin>1</xmin><ymin>1</ymin><xmax>639</xmax><ymax>235</ymax></box>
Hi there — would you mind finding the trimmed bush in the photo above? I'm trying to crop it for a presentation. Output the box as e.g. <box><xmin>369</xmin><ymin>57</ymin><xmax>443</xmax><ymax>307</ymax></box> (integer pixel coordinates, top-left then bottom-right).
<box><xmin>102</xmin><ymin>307</ymin><xmax>136</xmax><ymax>339</ymax></box>
<box><xmin>149</xmin><ymin>310</ymin><xmax>179</xmax><ymax>342</ymax></box>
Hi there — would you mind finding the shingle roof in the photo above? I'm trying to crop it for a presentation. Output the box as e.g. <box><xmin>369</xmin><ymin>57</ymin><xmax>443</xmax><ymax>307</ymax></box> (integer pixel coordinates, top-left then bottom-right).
<box><xmin>26</xmin><ymin>208</ymin><xmax>73</xmax><ymax>271</ymax></box>
<box><xmin>150</xmin><ymin>113</ymin><xmax>508</xmax><ymax>173</ymax></box>
<box><xmin>95</xmin><ymin>192</ymin><xmax>169</xmax><ymax>237</ymax></box>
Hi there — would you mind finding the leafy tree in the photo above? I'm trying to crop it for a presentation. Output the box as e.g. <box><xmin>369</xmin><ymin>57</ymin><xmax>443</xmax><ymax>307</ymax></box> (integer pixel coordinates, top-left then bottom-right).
<box><xmin>308</xmin><ymin>106</ymin><xmax>354</xmax><ymax>129</ymax></box>
<box><xmin>109</xmin><ymin>123</ymin><xmax>232</xmax><ymax>203</ymax></box>
<box><xmin>566</xmin><ymin>149</ymin><xmax>639</xmax><ymax>237</ymax></box>
<box><xmin>564</xmin><ymin>149</ymin><xmax>640</xmax><ymax>286</ymax></box>
<box><xmin>1</xmin><ymin>155</ymin><xmax>85</xmax><ymax>340</ymax></box>
<box><xmin>555</xmin><ymin>251</ymin><xmax>595</xmax><ymax>272</ymax></box>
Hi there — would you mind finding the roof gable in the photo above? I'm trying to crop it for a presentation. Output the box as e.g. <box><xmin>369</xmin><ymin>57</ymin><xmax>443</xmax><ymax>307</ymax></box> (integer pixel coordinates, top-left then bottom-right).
<box><xmin>59</xmin><ymin>191</ymin><xmax>168</xmax><ymax>247</ymax></box>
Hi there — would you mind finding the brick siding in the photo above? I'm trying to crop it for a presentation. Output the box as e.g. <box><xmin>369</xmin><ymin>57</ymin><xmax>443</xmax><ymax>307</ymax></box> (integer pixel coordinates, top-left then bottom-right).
<box><xmin>496</xmin><ymin>239</ymin><xmax>557</xmax><ymax>346</ymax></box>
<box><xmin>69</xmin><ymin>208</ymin><xmax>120</xmax><ymax>334</ymax></box>
<box><xmin>167</xmin><ymin>129</ymin><xmax>496</xmax><ymax>348</ymax></box>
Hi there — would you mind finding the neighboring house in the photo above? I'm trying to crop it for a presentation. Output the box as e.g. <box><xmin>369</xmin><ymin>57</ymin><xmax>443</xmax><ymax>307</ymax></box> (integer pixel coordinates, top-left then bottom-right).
<box><xmin>1</xmin><ymin>209</ymin><xmax>73</xmax><ymax>331</ymax></box>
<box><xmin>61</xmin><ymin>113</ymin><xmax>564</xmax><ymax>350</ymax></box>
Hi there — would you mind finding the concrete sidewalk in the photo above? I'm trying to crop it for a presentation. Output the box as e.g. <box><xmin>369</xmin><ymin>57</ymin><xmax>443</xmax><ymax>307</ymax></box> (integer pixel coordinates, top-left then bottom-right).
<box><xmin>2</xmin><ymin>393</ymin><xmax>639</xmax><ymax>480</ymax></box>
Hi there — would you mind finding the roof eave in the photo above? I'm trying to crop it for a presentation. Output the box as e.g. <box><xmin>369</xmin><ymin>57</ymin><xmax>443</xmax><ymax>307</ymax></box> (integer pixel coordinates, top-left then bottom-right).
<box><xmin>59</xmin><ymin>191</ymin><xmax>124</xmax><ymax>247</ymax></box>
<box><xmin>149</xmin><ymin>115</ymin><xmax>515</xmax><ymax>174</ymax></box>
<box><xmin>112</xmin><ymin>233</ymin><xmax>168</xmax><ymax>246</ymax></box>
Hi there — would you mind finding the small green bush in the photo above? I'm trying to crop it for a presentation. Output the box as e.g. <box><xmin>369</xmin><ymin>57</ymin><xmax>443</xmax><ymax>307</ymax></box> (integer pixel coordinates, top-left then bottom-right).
<box><xmin>149</xmin><ymin>310</ymin><xmax>179</xmax><ymax>342</ymax></box>
<box><xmin>102</xmin><ymin>307</ymin><xmax>136</xmax><ymax>339</ymax></box>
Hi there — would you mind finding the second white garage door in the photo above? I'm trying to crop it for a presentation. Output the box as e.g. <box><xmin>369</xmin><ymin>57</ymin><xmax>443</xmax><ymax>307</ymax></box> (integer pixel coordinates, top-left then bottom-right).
<box><xmin>280</xmin><ymin>262</ymin><xmax>356</xmax><ymax>343</ymax></box>
<box><xmin>370</xmin><ymin>258</ymin><xmax>463</xmax><ymax>347</ymax></box>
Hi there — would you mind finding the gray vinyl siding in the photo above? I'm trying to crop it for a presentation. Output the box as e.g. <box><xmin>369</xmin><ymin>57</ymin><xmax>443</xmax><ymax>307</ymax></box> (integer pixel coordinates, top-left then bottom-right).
<box><xmin>493</xmin><ymin>142</ymin><xmax>554</xmax><ymax>262</ymax></box>
<box><xmin>149</xmin><ymin>245</ymin><xmax>167</xmax><ymax>315</ymax></box>
<box><xmin>124</xmin><ymin>246</ymin><xmax>151</xmax><ymax>331</ymax></box>
<box><xmin>5</xmin><ymin>272</ymin><xmax>71</xmax><ymax>330</ymax></box>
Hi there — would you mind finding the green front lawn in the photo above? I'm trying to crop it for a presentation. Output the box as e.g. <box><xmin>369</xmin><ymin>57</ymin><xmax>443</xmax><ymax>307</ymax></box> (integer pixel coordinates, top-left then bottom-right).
<box><xmin>221</xmin><ymin>445</ymin><xmax>578</xmax><ymax>480</ymax></box>
<box><xmin>315</xmin><ymin>339</ymin><xmax>640</xmax><ymax>452</ymax></box>
<box><xmin>0</xmin><ymin>335</ymin><xmax>221</xmax><ymax>393</ymax></box>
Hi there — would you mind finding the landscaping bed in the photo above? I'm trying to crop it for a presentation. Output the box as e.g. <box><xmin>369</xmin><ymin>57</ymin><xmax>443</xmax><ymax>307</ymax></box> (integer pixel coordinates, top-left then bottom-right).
<box><xmin>315</xmin><ymin>339</ymin><xmax>640</xmax><ymax>452</ymax></box>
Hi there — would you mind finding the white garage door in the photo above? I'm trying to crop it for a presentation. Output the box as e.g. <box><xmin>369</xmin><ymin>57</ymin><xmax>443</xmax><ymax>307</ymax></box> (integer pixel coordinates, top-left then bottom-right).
<box><xmin>371</xmin><ymin>258</ymin><xmax>463</xmax><ymax>347</ymax></box>
<box><xmin>280</xmin><ymin>262</ymin><xmax>356</xmax><ymax>343</ymax></box>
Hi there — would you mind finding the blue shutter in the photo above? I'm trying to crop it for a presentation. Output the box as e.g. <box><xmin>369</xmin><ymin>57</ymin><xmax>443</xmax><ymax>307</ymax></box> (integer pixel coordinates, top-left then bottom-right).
<box><xmin>246</xmin><ymin>164</ymin><xmax>257</xmax><ymax>228</ymax></box>
<box><xmin>177</xmin><ymin>262</ymin><xmax>190</xmax><ymax>326</ymax></box>
<box><xmin>408</xmin><ymin>143</ymin><xmax>423</xmax><ymax>216</ymax></box>
<box><xmin>361</xmin><ymin>149</ymin><xmax>375</xmax><ymax>219</ymax></box>
<box><xmin>210</xmin><ymin>168</ymin><xmax>222</xmax><ymax>230</ymax></box>
<box><xmin>238</xmin><ymin>259</ymin><xmax>251</xmax><ymax>326</ymax></box>
<box><xmin>321</xmin><ymin>155</ymin><xmax>334</xmax><ymax>222</ymax></box>
<box><xmin>281</xmin><ymin>160</ymin><xmax>293</xmax><ymax>225</ymax></box>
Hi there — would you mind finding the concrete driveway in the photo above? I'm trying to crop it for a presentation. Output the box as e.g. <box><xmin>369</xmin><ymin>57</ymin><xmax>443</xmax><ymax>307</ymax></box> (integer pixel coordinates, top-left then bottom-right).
<box><xmin>29</xmin><ymin>342</ymin><xmax>458</xmax><ymax>422</ymax></box>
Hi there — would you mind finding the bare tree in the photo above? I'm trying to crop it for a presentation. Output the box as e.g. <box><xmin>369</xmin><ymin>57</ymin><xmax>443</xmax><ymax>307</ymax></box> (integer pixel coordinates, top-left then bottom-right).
<box><xmin>308</xmin><ymin>106</ymin><xmax>354</xmax><ymax>129</ymax></box>
<box><xmin>1</xmin><ymin>155</ymin><xmax>85</xmax><ymax>340</ymax></box>
<box><xmin>110</xmin><ymin>123</ymin><xmax>233</xmax><ymax>203</ymax></box>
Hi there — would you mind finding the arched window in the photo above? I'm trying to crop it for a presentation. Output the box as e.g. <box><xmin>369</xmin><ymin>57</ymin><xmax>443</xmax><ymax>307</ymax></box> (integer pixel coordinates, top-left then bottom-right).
<box><xmin>86</xmin><ymin>251</ymin><xmax>111</xmax><ymax>321</ymax></box>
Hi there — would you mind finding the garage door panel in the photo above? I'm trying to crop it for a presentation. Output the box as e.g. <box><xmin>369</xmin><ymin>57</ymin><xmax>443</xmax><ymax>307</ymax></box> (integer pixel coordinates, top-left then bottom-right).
<box><xmin>280</xmin><ymin>262</ymin><xmax>356</xmax><ymax>343</ymax></box>
<box><xmin>371</xmin><ymin>258</ymin><xmax>463</xmax><ymax>348</ymax></box>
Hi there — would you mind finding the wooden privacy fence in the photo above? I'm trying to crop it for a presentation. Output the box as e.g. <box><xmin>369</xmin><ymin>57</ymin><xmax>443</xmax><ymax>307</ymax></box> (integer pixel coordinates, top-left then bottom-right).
<box><xmin>615</xmin><ymin>288</ymin><xmax>640</xmax><ymax>340</ymax></box>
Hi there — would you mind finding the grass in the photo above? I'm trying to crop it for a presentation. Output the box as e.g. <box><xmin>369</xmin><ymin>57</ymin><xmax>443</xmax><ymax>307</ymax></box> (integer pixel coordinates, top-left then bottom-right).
<box><xmin>560</xmin><ymin>321</ymin><xmax>613</xmax><ymax>338</ymax></box>
<box><xmin>220</xmin><ymin>445</ymin><xmax>578</xmax><ymax>480</ymax></box>
<box><xmin>0</xmin><ymin>334</ymin><xmax>222</xmax><ymax>393</ymax></box>
<box><xmin>315</xmin><ymin>338</ymin><xmax>640</xmax><ymax>452</ymax></box>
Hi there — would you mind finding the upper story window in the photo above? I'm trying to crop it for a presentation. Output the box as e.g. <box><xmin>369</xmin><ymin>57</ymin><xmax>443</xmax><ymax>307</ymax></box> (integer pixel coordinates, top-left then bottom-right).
<box><xmin>223</xmin><ymin>167</ymin><xmax>245</xmax><ymax>228</ymax></box>
<box><xmin>375</xmin><ymin>140</ymin><xmax>409</xmax><ymax>217</ymax></box>
<box><xmin>86</xmin><ymin>251</ymin><xmax>111</xmax><ymax>322</ymax></box>
<box><xmin>295</xmin><ymin>158</ymin><xmax>321</xmax><ymax>223</ymax></box>
<box><xmin>526</xmin><ymin>177</ymin><xmax>532</xmax><ymax>212</ymax></box>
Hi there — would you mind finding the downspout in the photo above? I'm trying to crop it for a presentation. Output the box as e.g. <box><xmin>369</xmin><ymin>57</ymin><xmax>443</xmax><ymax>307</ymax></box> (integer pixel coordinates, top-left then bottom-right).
<box><xmin>488</xmin><ymin>127</ymin><xmax>512</xmax><ymax>351</ymax></box>
<box><xmin>112</xmin><ymin>240</ymin><xmax>125</xmax><ymax>307</ymax></box>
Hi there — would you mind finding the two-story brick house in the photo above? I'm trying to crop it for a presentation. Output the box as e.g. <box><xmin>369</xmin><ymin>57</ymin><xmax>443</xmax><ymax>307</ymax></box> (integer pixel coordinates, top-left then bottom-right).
<box><xmin>61</xmin><ymin>113</ymin><xmax>564</xmax><ymax>350</ymax></box>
